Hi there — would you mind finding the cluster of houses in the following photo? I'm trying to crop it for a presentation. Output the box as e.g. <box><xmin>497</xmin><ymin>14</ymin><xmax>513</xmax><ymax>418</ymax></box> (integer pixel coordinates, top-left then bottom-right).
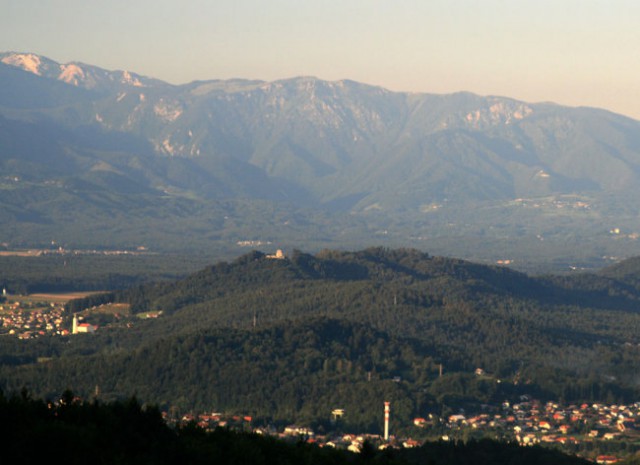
<box><xmin>167</xmin><ymin>411</ymin><xmax>412</xmax><ymax>452</ymax></box>
<box><xmin>0</xmin><ymin>300</ymin><xmax>68</xmax><ymax>339</ymax></box>
<box><xmin>425</xmin><ymin>397</ymin><xmax>640</xmax><ymax>463</ymax></box>
<box><xmin>0</xmin><ymin>297</ymin><xmax>98</xmax><ymax>338</ymax></box>
<box><xmin>165</xmin><ymin>397</ymin><xmax>640</xmax><ymax>463</ymax></box>
<box><xmin>437</xmin><ymin>397</ymin><xmax>640</xmax><ymax>443</ymax></box>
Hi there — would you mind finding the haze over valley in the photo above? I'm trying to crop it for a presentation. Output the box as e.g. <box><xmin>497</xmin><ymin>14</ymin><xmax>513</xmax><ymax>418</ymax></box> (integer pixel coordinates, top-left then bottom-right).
<box><xmin>2</xmin><ymin>52</ymin><xmax>640</xmax><ymax>272</ymax></box>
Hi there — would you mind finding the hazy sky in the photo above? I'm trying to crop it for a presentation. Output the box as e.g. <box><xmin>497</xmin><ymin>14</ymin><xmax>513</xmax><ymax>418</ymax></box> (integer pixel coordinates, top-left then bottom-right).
<box><xmin>2</xmin><ymin>0</ymin><xmax>639</xmax><ymax>119</ymax></box>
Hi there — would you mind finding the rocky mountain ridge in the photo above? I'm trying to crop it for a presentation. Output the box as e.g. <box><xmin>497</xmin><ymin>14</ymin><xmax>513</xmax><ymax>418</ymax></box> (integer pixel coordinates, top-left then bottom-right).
<box><xmin>1</xmin><ymin>52</ymin><xmax>640</xmax><ymax>270</ymax></box>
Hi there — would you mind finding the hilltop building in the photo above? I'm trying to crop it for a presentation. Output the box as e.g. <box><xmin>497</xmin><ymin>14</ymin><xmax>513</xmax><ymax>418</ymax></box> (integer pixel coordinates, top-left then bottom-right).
<box><xmin>266</xmin><ymin>249</ymin><xmax>286</xmax><ymax>259</ymax></box>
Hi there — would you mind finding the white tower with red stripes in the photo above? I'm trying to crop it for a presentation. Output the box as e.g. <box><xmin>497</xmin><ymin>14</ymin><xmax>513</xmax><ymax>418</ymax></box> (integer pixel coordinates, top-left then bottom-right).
<box><xmin>384</xmin><ymin>401</ymin><xmax>390</xmax><ymax>441</ymax></box>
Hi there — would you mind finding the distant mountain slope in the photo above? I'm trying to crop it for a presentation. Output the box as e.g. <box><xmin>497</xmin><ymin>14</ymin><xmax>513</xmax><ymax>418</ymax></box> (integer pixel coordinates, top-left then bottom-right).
<box><xmin>2</xmin><ymin>52</ymin><xmax>640</xmax><ymax>268</ymax></box>
<box><xmin>4</xmin><ymin>51</ymin><xmax>640</xmax><ymax>204</ymax></box>
<box><xmin>0</xmin><ymin>62</ymin><xmax>97</xmax><ymax>109</ymax></box>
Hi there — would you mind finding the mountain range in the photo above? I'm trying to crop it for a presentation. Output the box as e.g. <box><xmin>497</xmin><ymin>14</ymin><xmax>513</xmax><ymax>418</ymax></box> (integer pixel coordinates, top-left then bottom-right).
<box><xmin>2</xmin><ymin>52</ymin><xmax>640</xmax><ymax>271</ymax></box>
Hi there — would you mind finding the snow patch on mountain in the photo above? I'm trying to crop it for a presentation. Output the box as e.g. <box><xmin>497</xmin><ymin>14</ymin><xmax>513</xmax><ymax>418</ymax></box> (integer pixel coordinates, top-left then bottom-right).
<box><xmin>59</xmin><ymin>63</ymin><xmax>86</xmax><ymax>85</ymax></box>
<box><xmin>160</xmin><ymin>137</ymin><xmax>188</xmax><ymax>156</ymax></box>
<box><xmin>120</xmin><ymin>70</ymin><xmax>144</xmax><ymax>87</ymax></box>
<box><xmin>154</xmin><ymin>100</ymin><xmax>183</xmax><ymax>122</ymax></box>
<box><xmin>1</xmin><ymin>53</ymin><xmax>42</xmax><ymax>75</ymax></box>
<box><xmin>465</xmin><ymin>100</ymin><xmax>533</xmax><ymax>127</ymax></box>
<box><xmin>162</xmin><ymin>138</ymin><xmax>175</xmax><ymax>154</ymax></box>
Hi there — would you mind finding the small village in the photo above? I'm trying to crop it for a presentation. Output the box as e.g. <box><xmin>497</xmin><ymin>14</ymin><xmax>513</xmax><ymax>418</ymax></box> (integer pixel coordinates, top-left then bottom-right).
<box><xmin>436</xmin><ymin>397</ymin><xmax>640</xmax><ymax>463</ymax></box>
<box><xmin>165</xmin><ymin>396</ymin><xmax>640</xmax><ymax>464</ymax></box>
<box><xmin>0</xmin><ymin>290</ymin><xmax>70</xmax><ymax>339</ymax></box>
<box><xmin>0</xmin><ymin>290</ymin><xmax>105</xmax><ymax>339</ymax></box>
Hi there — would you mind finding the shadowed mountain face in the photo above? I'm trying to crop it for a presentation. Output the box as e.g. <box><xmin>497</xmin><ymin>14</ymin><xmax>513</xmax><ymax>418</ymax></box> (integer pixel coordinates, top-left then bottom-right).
<box><xmin>2</xmin><ymin>52</ymin><xmax>640</xmax><ymax>269</ymax></box>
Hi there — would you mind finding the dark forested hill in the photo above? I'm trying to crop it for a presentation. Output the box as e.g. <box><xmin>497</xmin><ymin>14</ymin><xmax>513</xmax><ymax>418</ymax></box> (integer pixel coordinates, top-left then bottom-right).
<box><xmin>3</xmin><ymin>248</ymin><xmax>640</xmax><ymax>431</ymax></box>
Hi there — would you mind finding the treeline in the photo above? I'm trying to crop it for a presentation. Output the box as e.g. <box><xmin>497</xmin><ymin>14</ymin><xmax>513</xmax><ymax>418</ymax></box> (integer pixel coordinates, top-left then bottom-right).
<box><xmin>0</xmin><ymin>390</ymin><xmax>591</xmax><ymax>465</ymax></box>
<box><xmin>0</xmin><ymin>253</ymin><xmax>210</xmax><ymax>294</ymax></box>
<box><xmin>64</xmin><ymin>292</ymin><xmax>116</xmax><ymax>314</ymax></box>
<box><xmin>0</xmin><ymin>390</ymin><xmax>356</xmax><ymax>465</ymax></box>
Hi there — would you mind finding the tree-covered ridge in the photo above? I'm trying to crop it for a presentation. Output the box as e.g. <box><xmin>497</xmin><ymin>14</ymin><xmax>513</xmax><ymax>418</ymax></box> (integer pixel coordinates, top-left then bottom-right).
<box><xmin>123</xmin><ymin>247</ymin><xmax>640</xmax><ymax>316</ymax></box>
<box><xmin>598</xmin><ymin>256</ymin><xmax>640</xmax><ymax>291</ymax></box>
<box><xmin>121</xmin><ymin>248</ymin><xmax>544</xmax><ymax>315</ymax></box>
<box><xmin>117</xmin><ymin>248</ymin><xmax>640</xmax><ymax>350</ymax></box>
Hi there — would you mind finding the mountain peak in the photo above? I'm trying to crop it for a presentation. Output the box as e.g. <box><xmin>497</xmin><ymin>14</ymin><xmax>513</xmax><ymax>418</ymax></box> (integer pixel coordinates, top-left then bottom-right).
<box><xmin>0</xmin><ymin>52</ymin><xmax>166</xmax><ymax>91</ymax></box>
<box><xmin>1</xmin><ymin>52</ymin><xmax>49</xmax><ymax>76</ymax></box>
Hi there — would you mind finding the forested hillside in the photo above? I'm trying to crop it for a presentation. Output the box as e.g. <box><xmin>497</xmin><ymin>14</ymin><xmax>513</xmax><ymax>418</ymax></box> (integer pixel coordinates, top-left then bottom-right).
<box><xmin>2</xmin><ymin>248</ymin><xmax>640</xmax><ymax>430</ymax></box>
